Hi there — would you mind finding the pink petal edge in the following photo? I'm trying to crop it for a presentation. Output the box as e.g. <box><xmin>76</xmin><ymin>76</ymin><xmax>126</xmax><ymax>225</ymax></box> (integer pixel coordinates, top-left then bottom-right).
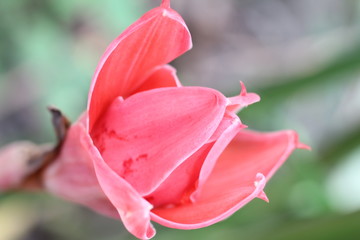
<box><xmin>150</xmin><ymin>173</ymin><xmax>267</xmax><ymax>229</ymax></box>
<box><xmin>44</xmin><ymin>115</ymin><xmax>118</xmax><ymax>219</ymax></box>
<box><xmin>134</xmin><ymin>64</ymin><xmax>182</xmax><ymax>93</ymax></box>
<box><xmin>227</xmin><ymin>81</ymin><xmax>260</xmax><ymax>113</ymax></box>
<box><xmin>88</xmin><ymin>4</ymin><xmax>192</xmax><ymax>130</ymax></box>
<box><xmin>150</xmin><ymin>130</ymin><xmax>305</xmax><ymax>228</ymax></box>
<box><xmin>144</xmin><ymin>111</ymin><xmax>245</xmax><ymax>207</ymax></box>
<box><xmin>191</xmin><ymin>111</ymin><xmax>246</xmax><ymax>201</ymax></box>
<box><xmin>161</xmin><ymin>0</ymin><xmax>171</xmax><ymax>8</ymax></box>
<box><xmin>82</xmin><ymin>120</ymin><xmax>156</xmax><ymax>239</ymax></box>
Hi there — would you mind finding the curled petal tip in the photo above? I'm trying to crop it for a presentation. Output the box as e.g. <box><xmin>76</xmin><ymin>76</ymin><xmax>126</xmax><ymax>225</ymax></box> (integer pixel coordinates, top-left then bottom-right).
<box><xmin>240</xmin><ymin>123</ymin><xmax>248</xmax><ymax>129</ymax></box>
<box><xmin>254</xmin><ymin>173</ymin><xmax>266</xmax><ymax>187</ymax></box>
<box><xmin>254</xmin><ymin>173</ymin><xmax>268</xmax><ymax>201</ymax></box>
<box><xmin>227</xmin><ymin>82</ymin><xmax>260</xmax><ymax>113</ymax></box>
<box><xmin>161</xmin><ymin>0</ymin><xmax>171</xmax><ymax>8</ymax></box>
<box><xmin>239</xmin><ymin>81</ymin><xmax>261</xmax><ymax>102</ymax></box>
<box><xmin>257</xmin><ymin>191</ymin><xmax>269</xmax><ymax>203</ymax></box>
<box><xmin>239</xmin><ymin>81</ymin><xmax>247</xmax><ymax>96</ymax></box>
<box><xmin>297</xmin><ymin>142</ymin><xmax>311</xmax><ymax>150</ymax></box>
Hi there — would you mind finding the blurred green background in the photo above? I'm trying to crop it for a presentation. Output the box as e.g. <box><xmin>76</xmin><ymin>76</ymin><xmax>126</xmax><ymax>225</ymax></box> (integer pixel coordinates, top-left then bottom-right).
<box><xmin>1</xmin><ymin>0</ymin><xmax>360</xmax><ymax>239</ymax></box>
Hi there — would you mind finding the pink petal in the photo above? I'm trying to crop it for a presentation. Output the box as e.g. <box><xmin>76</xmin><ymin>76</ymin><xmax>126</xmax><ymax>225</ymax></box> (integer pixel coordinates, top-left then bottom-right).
<box><xmin>207</xmin><ymin>111</ymin><xmax>247</xmax><ymax>143</ymax></box>
<box><xmin>86</xmin><ymin>136</ymin><xmax>155</xmax><ymax>239</ymax></box>
<box><xmin>161</xmin><ymin>0</ymin><xmax>171</xmax><ymax>8</ymax></box>
<box><xmin>144</xmin><ymin>112</ymin><xmax>244</xmax><ymax>207</ymax></box>
<box><xmin>225</xmin><ymin>130</ymin><xmax>305</xmax><ymax>180</ymax></box>
<box><xmin>134</xmin><ymin>64</ymin><xmax>182</xmax><ymax>94</ymax></box>
<box><xmin>151</xmin><ymin>130</ymin><xmax>303</xmax><ymax>228</ymax></box>
<box><xmin>91</xmin><ymin>87</ymin><xmax>227</xmax><ymax>196</ymax></box>
<box><xmin>151</xmin><ymin>173</ymin><xmax>267</xmax><ymax>229</ymax></box>
<box><xmin>191</xmin><ymin>112</ymin><xmax>246</xmax><ymax>201</ymax></box>
<box><xmin>227</xmin><ymin>81</ymin><xmax>260</xmax><ymax>113</ymax></box>
<box><xmin>88</xmin><ymin>5</ymin><xmax>192</xmax><ymax>130</ymax></box>
<box><xmin>44</xmin><ymin>114</ymin><xmax>118</xmax><ymax>219</ymax></box>
<box><xmin>144</xmin><ymin>143</ymin><xmax>213</xmax><ymax>207</ymax></box>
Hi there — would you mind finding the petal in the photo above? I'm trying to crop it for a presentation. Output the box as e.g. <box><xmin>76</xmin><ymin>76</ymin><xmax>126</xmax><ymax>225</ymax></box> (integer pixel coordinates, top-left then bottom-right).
<box><xmin>227</xmin><ymin>81</ymin><xmax>260</xmax><ymax>113</ymax></box>
<box><xmin>88</xmin><ymin>5</ymin><xmax>192</xmax><ymax>130</ymax></box>
<box><xmin>145</xmin><ymin>112</ymin><xmax>245</xmax><ymax>207</ymax></box>
<box><xmin>151</xmin><ymin>173</ymin><xmax>267</xmax><ymax>229</ymax></box>
<box><xmin>134</xmin><ymin>64</ymin><xmax>182</xmax><ymax>94</ymax></box>
<box><xmin>91</xmin><ymin>87</ymin><xmax>227</xmax><ymax>196</ymax></box>
<box><xmin>151</xmin><ymin>130</ymin><xmax>303</xmax><ymax>228</ymax></box>
<box><xmin>44</xmin><ymin>114</ymin><xmax>118</xmax><ymax>219</ymax></box>
<box><xmin>223</xmin><ymin>130</ymin><xmax>304</xmax><ymax>180</ymax></box>
<box><xmin>144</xmin><ymin>143</ymin><xmax>213</xmax><ymax>207</ymax></box>
<box><xmin>191</xmin><ymin>112</ymin><xmax>246</xmax><ymax>201</ymax></box>
<box><xmin>207</xmin><ymin>111</ymin><xmax>247</xmax><ymax>143</ymax></box>
<box><xmin>86</xmin><ymin>136</ymin><xmax>155</xmax><ymax>239</ymax></box>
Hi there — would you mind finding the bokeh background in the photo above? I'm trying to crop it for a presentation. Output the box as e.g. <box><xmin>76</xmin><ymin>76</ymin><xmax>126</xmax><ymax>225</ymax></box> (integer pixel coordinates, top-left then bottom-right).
<box><xmin>1</xmin><ymin>0</ymin><xmax>360</xmax><ymax>239</ymax></box>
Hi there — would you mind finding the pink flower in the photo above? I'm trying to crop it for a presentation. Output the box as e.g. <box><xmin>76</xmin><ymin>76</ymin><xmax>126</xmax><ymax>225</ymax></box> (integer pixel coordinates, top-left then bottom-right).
<box><xmin>43</xmin><ymin>1</ymin><xmax>308</xmax><ymax>239</ymax></box>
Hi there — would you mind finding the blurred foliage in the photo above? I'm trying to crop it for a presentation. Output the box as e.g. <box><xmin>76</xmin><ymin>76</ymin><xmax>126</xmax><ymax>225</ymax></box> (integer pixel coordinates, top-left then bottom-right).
<box><xmin>1</xmin><ymin>0</ymin><xmax>360</xmax><ymax>240</ymax></box>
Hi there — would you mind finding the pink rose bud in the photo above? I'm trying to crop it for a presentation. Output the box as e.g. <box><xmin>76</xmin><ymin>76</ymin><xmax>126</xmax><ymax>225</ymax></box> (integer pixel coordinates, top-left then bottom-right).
<box><xmin>41</xmin><ymin>0</ymin><xmax>309</xmax><ymax>239</ymax></box>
